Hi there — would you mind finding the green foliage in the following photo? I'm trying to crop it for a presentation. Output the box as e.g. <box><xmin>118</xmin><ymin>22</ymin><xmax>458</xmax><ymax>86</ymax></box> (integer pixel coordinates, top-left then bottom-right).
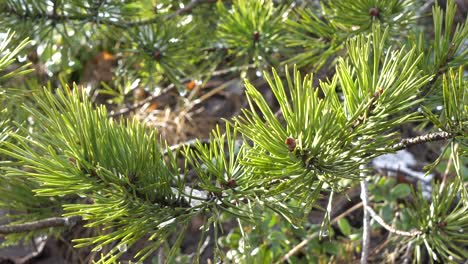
<box><xmin>127</xmin><ymin>19</ymin><xmax>203</xmax><ymax>90</ymax></box>
<box><xmin>431</xmin><ymin>0</ymin><xmax>468</xmax><ymax>72</ymax></box>
<box><xmin>322</xmin><ymin>0</ymin><xmax>417</xmax><ymax>33</ymax></box>
<box><xmin>0</xmin><ymin>30</ymin><xmax>61</xmax><ymax>247</ymax></box>
<box><xmin>406</xmin><ymin>181</ymin><xmax>468</xmax><ymax>262</ymax></box>
<box><xmin>284</xmin><ymin>8</ymin><xmax>341</xmax><ymax>69</ymax></box>
<box><xmin>0</xmin><ymin>30</ymin><xmax>30</xmax><ymax>134</ymax></box>
<box><xmin>285</xmin><ymin>0</ymin><xmax>418</xmax><ymax>69</ymax></box>
<box><xmin>409</xmin><ymin>0</ymin><xmax>468</xmax><ymax>104</ymax></box>
<box><xmin>236</xmin><ymin>26</ymin><xmax>431</xmax><ymax>199</ymax></box>
<box><xmin>0</xmin><ymin>31</ymin><xmax>32</xmax><ymax>80</ymax></box>
<box><xmin>216</xmin><ymin>0</ymin><xmax>288</xmax><ymax>67</ymax></box>
<box><xmin>0</xmin><ymin>0</ymin><xmax>466</xmax><ymax>263</ymax></box>
<box><xmin>184</xmin><ymin>123</ymin><xmax>245</xmax><ymax>194</ymax></box>
<box><xmin>440</xmin><ymin>68</ymin><xmax>468</xmax><ymax>134</ymax></box>
<box><xmin>0</xmin><ymin>87</ymin><xmax>196</xmax><ymax>262</ymax></box>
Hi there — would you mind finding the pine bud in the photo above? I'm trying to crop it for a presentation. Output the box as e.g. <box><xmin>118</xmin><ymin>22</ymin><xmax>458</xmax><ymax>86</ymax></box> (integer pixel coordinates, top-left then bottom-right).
<box><xmin>369</xmin><ymin>7</ymin><xmax>380</xmax><ymax>17</ymax></box>
<box><xmin>285</xmin><ymin>137</ymin><xmax>296</xmax><ymax>152</ymax></box>
<box><xmin>438</xmin><ymin>221</ymin><xmax>447</xmax><ymax>229</ymax></box>
<box><xmin>253</xmin><ymin>31</ymin><xmax>260</xmax><ymax>42</ymax></box>
<box><xmin>226</xmin><ymin>178</ymin><xmax>237</xmax><ymax>188</ymax></box>
<box><xmin>374</xmin><ymin>87</ymin><xmax>384</xmax><ymax>98</ymax></box>
<box><xmin>68</xmin><ymin>157</ymin><xmax>77</xmax><ymax>165</ymax></box>
<box><xmin>153</xmin><ymin>50</ymin><xmax>162</xmax><ymax>61</ymax></box>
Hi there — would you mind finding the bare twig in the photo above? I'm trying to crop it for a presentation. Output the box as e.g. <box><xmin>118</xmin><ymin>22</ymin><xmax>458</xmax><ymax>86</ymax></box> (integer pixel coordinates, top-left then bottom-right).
<box><xmin>392</xmin><ymin>131</ymin><xmax>454</xmax><ymax>151</ymax></box>
<box><xmin>157</xmin><ymin>246</ymin><xmax>165</xmax><ymax>264</ymax></box>
<box><xmin>418</xmin><ymin>0</ymin><xmax>435</xmax><ymax>16</ymax></box>
<box><xmin>16</xmin><ymin>237</ymin><xmax>48</xmax><ymax>264</ymax></box>
<box><xmin>360</xmin><ymin>167</ymin><xmax>370</xmax><ymax>264</ymax></box>
<box><xmin>276</xmin><ymin>233</ymin><xmax>319</xmax><ymax>264</ymax></box>
<box><xmin>365</xmin><ymin>206</ymin><xmax>422</xmax><ymax>237</ymax></box>
<box><xmin>0</xmin><ymin>216</ymin><xmax>82</xmax><ymax>235</ymax></box>
<box><xmin>402</xmin><ymin>241</ymin><xmax>414</xmax><ymax>264</ymax></box>
<box><xmin>368</xmin><ymin>237</ymin><xmax>391</xmax><ymax>259</ymax></box>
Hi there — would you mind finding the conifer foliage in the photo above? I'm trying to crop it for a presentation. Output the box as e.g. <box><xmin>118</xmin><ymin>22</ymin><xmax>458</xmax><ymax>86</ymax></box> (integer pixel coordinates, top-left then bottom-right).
<box><xmin>0</xmin><ymin>0</ymin><xmax>467</xmax><ymax>263</ymax></box>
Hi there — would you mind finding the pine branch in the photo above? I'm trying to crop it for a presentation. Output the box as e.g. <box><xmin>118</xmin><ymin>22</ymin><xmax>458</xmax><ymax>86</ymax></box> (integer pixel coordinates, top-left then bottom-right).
<box><xmin>1</xmin><ymin>6</ymin><xmax>92</xmax><ymax>25</ymax></box>
<box><xmin>0</xmin><ymin>216</ymin><xmax>82</xmax><ymax>235</ymax></box>
<box><xmin>402</xmin><ymin>241</ymin><xmax>414</xmax><ymax>264</ymax></box>
<box><xmin>1</xmin><ymin>0</ymin><xmax>215</xmax><ymax>28</ymax></box>
<box><xmin>392</xmin><ymin>131</ymin><xmax>454</xmax><ymax>151</ymax></box>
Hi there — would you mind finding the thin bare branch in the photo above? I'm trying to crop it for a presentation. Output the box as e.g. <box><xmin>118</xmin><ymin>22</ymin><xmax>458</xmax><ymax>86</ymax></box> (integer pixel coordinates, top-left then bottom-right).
<box><xmin>366</xmin><ymin>206</ymin><xmax>422</xmax><ymax>237</ymax></box>
<box><xmin>360</xmin><ymin>168</ymin><xmax>370</xmax><ymax>264</ymax></box>
<box><xmin>0</xmin><ymin>216</ymin><xmax>82</xmax><ymax>235</ymax></box>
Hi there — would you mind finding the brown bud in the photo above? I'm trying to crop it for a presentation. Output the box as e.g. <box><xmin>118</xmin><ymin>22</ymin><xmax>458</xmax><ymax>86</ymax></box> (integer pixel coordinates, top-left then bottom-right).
<box><xmin>225</xmin><ymin>179</ymin><xmax>237</xmax><ymax>188</ymax></box>
<box><xmin>285</xmin><ymin>137</ymin><xmax>296</xmax><ymax>152</ymax></box>
<box><xmin>253</xmin><ymin>31</ymin><xmax>260</xmax><ymax>42</ymax></box>
<box><xmin>374</xmin><ymin>87</ymin><xmax>384</xmax><ymax>98</ymax></box>
<box><xmin>437</xmin><ymin>221</ymin><xmax>447</xmax><ymax>229</ymax></box>
<box><xmin>369</xmin><ymin>7</ymin><xmax>379</xmax><ymax>17</ymax></box>
<box><xmin>153</xmin><ymin>50</ymin><xmax>162</xmax><ymax>60</ymax></box>
<box><xmin>133</xmin><ymin>88</ymin><xmax>147</xmax><ymax>101</ymax></box>
<box><xmin>68</xmin><ymin>157</ymin><xmax>77</xmax><ymax>165</ymax></box>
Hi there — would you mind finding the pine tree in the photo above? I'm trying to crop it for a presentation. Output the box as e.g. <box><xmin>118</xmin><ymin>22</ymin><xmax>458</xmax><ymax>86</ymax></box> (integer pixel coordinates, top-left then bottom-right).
<box><xmin>0</xmin><ymin>0</ymin><xmax>467</xmax><ymax>263</ymax></box>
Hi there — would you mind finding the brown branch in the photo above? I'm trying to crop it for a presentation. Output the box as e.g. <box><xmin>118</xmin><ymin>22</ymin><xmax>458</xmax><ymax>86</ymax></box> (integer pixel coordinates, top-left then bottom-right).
<box><xmin>392</xmin><ymin>131</ymin><xmax>454</xmax><ymax>151</ymax></box>
<box><xmin>0</xmin><ymin>216</ymin><xmax>82</xmax><ymax>235</ymax></box>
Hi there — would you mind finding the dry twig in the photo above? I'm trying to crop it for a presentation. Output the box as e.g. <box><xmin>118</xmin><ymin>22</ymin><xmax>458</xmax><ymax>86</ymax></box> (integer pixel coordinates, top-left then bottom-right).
<box><xmin>0</xmin><ymin>216</ymin><xmax>82</xmax><ymax>235</ymax></box>
<box><xmin>360</xmin><ymin>169</ymin><xmax>370</xmax><ymax>264</ymax></box>
<box><xmin>365</xmin><ymin>206</ymin><xmax>422</xmax><ymax>237</ymax></box>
